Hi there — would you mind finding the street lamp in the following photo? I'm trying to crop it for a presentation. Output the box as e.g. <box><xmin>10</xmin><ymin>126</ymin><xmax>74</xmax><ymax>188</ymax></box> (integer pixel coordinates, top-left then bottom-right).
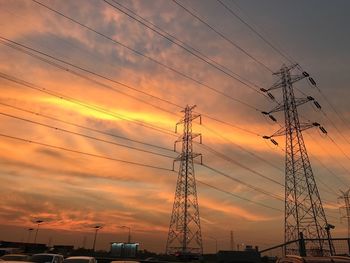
<box><xmin>27</xmin><ymin>228</ymin><xmax>34</xmax><ymax>243</ymax></box>
<box><xmin>92</xmin><ymin>225</ymin><xmax>102</xmax><ymax>252</ymax></box>
<box><xmin>119</xmin><ymin>226</ymin><xmax>131</xmax><ymax>243</ymax></box>
<box><xmin>34</xmin><ymin>220</ymin><xmax>43</xmax><ymax>244</ymax></box>
<box><xmin>208</xmin><ymin>236</ymin><xmax>218</xmax><ymax>254</ymax></box>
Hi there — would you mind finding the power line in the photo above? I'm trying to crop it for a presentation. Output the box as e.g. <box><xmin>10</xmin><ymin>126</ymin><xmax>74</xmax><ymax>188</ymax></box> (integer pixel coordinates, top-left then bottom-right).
<box><xmin>261</xmin><ymin>84</ymin><xmax>346</xmax><ymax>196</ymax></box>
<box><xmin>172</xmin><ymin>0</ymin><xmax>274</xmax><ymax>73</ymax></box>
<box><xmin>0</xmin><ymin>71</ymin><xmax>177</xmax><ymax>137</ymax></box>
<box><xmin>216</xmin><ymin>0</ymin><xmax>295</xmax><ymax>65</ymax></box>
<box><xmin>5</xmin><ymin>95</ymin><xmax>283</xmax><ymax>190</ymax></box>
<box><xmin>0</xmin><ymin>101</ymin><xmax>173</xmax><ymax>153</ymax></box>
<box><xmin>199</xmin><ymin>163</ymin><xmax>284</xmax><ymax>201</ymax></box>
<box><xmin>266</xmin><ymin>91</ymin><xmax>349</xmax><ymax>193</ymax></box>
<box><xmin>320</xmin><ymin>108</ymin><xmax>350</xmax><ymax>145</ymax></box>
<box><xmin>197</xmin><ymin>179</ymin><xmax>282</xmax><ymax>212</ymax></box>
<box><xmin>220</xmin><ymin>0</ymin><xmax>350</xmax><ymax>150</ymax></box>
<box><xmin>198</xmin><ymin>143</ymin><xmax>283</xmax><ymax>186</ymax></box>
<box><xmin>273</xmin><ymin>141</ymin><xmax>343</xmax><ymax>200</ymax></box>
<box><xmin>1</xmin><ymin>72</ymin><xmax>290</xmax><ymax>199</ymax></box>
<box><xmin>29</xmin><ymin>0</ymin><xmax>262</xmax><ymax>112</ymax></box>
<box><xmin>227</xmin><ymin>15</ymin><xmax>350</xmax><ymax>191</ymax></box>
<box><xmin>299</xmin><ymin>69</ymin><xmax>350</xmax><ymax>133</ymax></box>
<box><xmin>0</xmin><ymin>105</ymin><xmax>305</xmax><ymax>205</ymax></box>
<box><xmin>216</xmin><ymin>0</ymin><xmax>350</xmax><ymax>181</ymax></box>
<box><xmin>229</xmin><ymin>0</ymin><xmax>350</xmax><ymax>147</ymax></box>
<box><xmin>202</xmin><ymin>123</ymin><xmax>284</xmax><ymax>173</ymax></box>
<box><xmin>0</xmin><ymin>37</ymin><xmax>182</xmax><ymax>114</ymax></box>
<box><xmin>327</xmin><ymin>134</ymin><xmax>350</xmax><ymax>164</ymax></box>
<box><xmin>0</xmin><ymin>139</ymin><xmax>282</xmax><ymax>213</ymax></box>
<box><xmin>0</xmin><ymin>113</ymin><xmax>285</xmax><ymax>214</ymax></box>
<box><xmin>303</xmin><ymin>131</ymin><xmax>348</xmax><ymax>186</ymax></box>
<box><xmin>1</xmin><ymin>71</ymin><xmax>287</xmax><ymax>191</ymax></box>
<box><xmin>103</xmin><ymin>0</ymin><xmax>267</xmax><ymax>97</ymax></box>
<box><xmin>0</xmin><ymin>133</ymin><xmax>173</xmax><ymax>172</ymax></box>
<box><xmin>297</xmin><ymin>86</ymin><xmax>350</xmax><ymax>146</ymax></box>
<box><xmin>317</xmin><ymin>88</ymin><xmax>350</xmax><ymax>131</ymax></box>
<box><xmin>0</xmin><ymin>37</ymin><xmax>269</xmax><ymax>138</ymax></box>
<box><xmin>1</xmin><ymin>73</ymin><xmax>289</xmax><ymax>204</ymax></box>
<box><xmin>200</xmin><ymin>112</ymin><xmax>262</xmax><ymax>137</ymax></box>
<box><xmin>0</xmin><ymin>111</ymin><xmax>176</xmax><ymax>160</ymax></box>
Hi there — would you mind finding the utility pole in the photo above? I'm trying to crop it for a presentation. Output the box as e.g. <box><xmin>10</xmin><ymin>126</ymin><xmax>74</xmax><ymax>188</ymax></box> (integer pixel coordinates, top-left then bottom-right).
<box><xmin>230</xmin><ymin>230</ymin><xmax>234</xmax><ymax>251</ymax></box>
<box><xmin>339</xmin><ymin>189</ymin><xmax>350</xmax><ymax>238</ymax></box>
<box><xmin>92</xmin><ymin>225</ymin><xmax>102</xmax><ymax>252</ymax></box>
<box><xmin>120</xmin><ymin>226</ymin><xmax>131</xmax><ymax>243</ymax></box>
<box><xmin>166</xmin><ymin>105</ymin><xmax>203</xmax><ymax>256</ymax></box>
<box><xmin>208</xmin><ymin>236</ymin><xmax>218</xmax><ymax>254</ymax></box>
<box><xmin>82</xmin><ymin>236</ymin><xmax>87</xmax><ymax>249</ymax></box>
<box><xmin>34</xmin><ymin>220</ymin><xmax>43</xmax><ymax>244</ymax></box>
<box><xmin>27</xmin><ymin>228</ymin><xmax>34</xmax><ymax>243</ymax></box>
<box><xmin>261</xmin><ymin>64</ymin><xmax>332</xmax><ymax>256</ymax></box>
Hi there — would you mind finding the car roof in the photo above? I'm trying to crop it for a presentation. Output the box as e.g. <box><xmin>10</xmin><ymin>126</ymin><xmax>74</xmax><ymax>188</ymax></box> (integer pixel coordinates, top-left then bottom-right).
<box><xmin>65</xmin><ymin>257</ymin><xmax>94</xmax><ymax>260</ymax></box>
<box><xmin>1</xmin><ymin>255</ymin><xmax>28</xmax><ymax>257</ymax></box>
<box><xmin>278</xmin><ymin>256</ymin><xmax>350</xmax><ymax>263</ymax></box>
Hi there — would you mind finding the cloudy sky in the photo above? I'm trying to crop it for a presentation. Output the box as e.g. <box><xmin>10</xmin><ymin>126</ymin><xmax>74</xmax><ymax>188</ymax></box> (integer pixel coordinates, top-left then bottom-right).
<box><xmin>0</xmin><ymin>0</ymin><xmax>349</xmax><ymax>253</ymax></box>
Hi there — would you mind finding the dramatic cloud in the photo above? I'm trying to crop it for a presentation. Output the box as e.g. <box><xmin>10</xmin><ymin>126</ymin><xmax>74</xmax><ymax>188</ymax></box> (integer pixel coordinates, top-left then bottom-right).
<box><xmin>0</xmin><ymin>0</ymin><xmax>349</xmax><ymax>253</ymax></box>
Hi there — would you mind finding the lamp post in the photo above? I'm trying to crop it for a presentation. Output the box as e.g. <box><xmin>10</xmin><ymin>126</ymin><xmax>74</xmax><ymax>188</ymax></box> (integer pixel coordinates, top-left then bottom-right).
<box><xmin>208</xmin><ymin>236</ymin><xmax>218</xmax><ymax>254</ymax></box>
<box><xmin>27</xmin><ymin>228</ymin><xmax>34</xmax><ymax>243</ymax></box>
<box><xmin>34</xmin><ymin>220</ymin><xmax>43</xmax><ymax>244</ymax></box>
<box><xmin>92</xmin><ymin>225</ymin><xmax>102</xmax><ymax>252</ymax></box>
<box><xmin>120</xmin><ymin>226</ymin><xmax>131</xmax><ymax>243</ymax></box>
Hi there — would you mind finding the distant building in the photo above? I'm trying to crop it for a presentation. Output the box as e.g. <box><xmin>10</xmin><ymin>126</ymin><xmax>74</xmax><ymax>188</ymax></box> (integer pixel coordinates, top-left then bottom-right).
<box><xmin>217</xmin><ymin>246</ymin><xmax>261</xmax><ymax>263</ymax></box>
<box><xmin>110</xmin><ymin>242</ymin><xmax>139</xmax><ymax>258</ymax></box>
<box><xmin>52</xmin><ymin>245</ymin><xmax>74</xmax><ymax>256</ymax></box>
<box><xmin>0</xmin><ymin>240</ymin><xmax>47</xmax><ymax>254</ymax></box>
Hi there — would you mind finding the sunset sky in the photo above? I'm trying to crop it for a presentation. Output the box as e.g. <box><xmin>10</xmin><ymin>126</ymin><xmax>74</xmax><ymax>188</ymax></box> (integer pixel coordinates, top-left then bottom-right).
<box><xmin>0</xmin><ymin>0</ymin><xmax>349</xmax><ymax>254</ymax></box>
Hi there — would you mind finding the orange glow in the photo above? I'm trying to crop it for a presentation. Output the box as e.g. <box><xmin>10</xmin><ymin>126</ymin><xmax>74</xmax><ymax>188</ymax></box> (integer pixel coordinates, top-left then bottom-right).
<box><xmin>0</xmin><ymin>0</ymin><xmax>348</xmax><ymax>253</ymax></box>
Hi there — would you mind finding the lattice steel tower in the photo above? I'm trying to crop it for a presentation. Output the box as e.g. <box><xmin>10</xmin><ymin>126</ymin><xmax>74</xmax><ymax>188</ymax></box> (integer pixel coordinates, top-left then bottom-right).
<box><xmin>262</xmin><ymin>64</ymin><xmax>332</xmax><ymax>256</ymax></box>
<box><xmin>166</xmin><ymin>105</ymin><xmax>203</xmax><ymax>255</ymax></box>
<box><xmin>339</xmin><ymin>189</ymin><xmax>350</xmax><ymax>238</ymax></box>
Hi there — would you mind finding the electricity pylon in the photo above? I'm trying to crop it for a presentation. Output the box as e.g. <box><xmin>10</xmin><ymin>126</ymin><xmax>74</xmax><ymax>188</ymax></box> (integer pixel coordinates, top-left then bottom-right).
<box><xmin>261</xmin><ymin>64</ymin><xmax>333</xmax><ymax>256</ymax></box>
<box><xmin>339</xmin><ymin>189</ymin><xmax>350</xmax><ymax>238</ymax></box>
<box><xmin>166</xmin><ymin>105</ymin><xmax>203</xmax><ymax>255</ymax></box>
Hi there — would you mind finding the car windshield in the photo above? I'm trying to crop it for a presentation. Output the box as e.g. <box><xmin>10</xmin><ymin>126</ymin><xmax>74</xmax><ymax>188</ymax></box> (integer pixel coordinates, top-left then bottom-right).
<box><xmin>30</xmin><ymin>255</ymin><xmax>53</xmax><ymax>263</ymax></box>
<box><xmin>1</xmin><ymin>255</ymin><xmax>27</xmax><ymax>261</ymax></box>
<box><xmin>64</xmin><ymin>259</ymin><xmax>90</xmax><ymax>263</ymax></box>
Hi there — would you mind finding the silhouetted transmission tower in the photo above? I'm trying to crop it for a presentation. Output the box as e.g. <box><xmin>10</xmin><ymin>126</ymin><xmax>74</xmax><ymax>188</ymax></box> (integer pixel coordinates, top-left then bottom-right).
<box><xmin>166</xmin><ymin>105</ymin><xmax>203</xmax><ymax>256</ymax></box>
<box><xmin>339</xmin><ymin>189</ymin><xmax>350</xmax><ymax>238</ymax></box>
<box><xmin>261</xmin><ymin>64</ymin><xmax>333</xmax><ymax>256</ymax></box>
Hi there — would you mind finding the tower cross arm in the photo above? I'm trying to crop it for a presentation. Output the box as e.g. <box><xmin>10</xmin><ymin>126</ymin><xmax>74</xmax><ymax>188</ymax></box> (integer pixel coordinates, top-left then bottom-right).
<box><xmin>174</xmin><ymin>133</ymin><xmax>202</xmax><ymax>151</ymax></box>
<box><xmin>265</xmin><ymin>96</ymin><xmax>316</xmax><ymax>116</ymax></box>
<box><xmin>299</xmin><ymin>122</ymin><xmax>322</xmax><ymax>132</ymax></box>
<box><xmin>175</xmin><ymin>114</ymin><xmax>202</xmax><ymax>132</ymax></box>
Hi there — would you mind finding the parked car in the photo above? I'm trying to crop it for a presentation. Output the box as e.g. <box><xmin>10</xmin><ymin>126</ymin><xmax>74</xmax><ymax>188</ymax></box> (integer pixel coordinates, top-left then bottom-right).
<box><xmin>63</xmin><ymin>257</ymin><xmax>96</xmax><ymax>263</ymax></box>
<box><xmin>0</xmin><ymin>249</ymin><xmax>22</xmax><ymax>257</ymax></box>
<box><xmin>277</xmin><ymin>255</ymin><xmax>350</xmax><ymax>263</ymax></box>
<box><xmin>30</xmin><ymin>254</ymin><xmax>64</xmax><ymax>263</ymax></box>
<box><xmin>0</xmin><ymin>255</ymin><xmax>30</xmax><ymax>261</ymax></box>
